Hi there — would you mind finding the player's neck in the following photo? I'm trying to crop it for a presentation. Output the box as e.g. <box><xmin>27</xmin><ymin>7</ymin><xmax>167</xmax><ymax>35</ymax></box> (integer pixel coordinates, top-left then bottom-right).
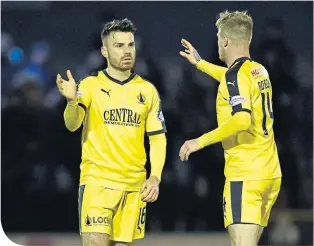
<box><xmin>226</xmin><ymin>50</ymin><xmax>251</xmax><ymax>68</ymax></box>
<box><xmin>106</xmin><ymin>66</ymin><xmax>132</xmax><ymax>81</ymax></box>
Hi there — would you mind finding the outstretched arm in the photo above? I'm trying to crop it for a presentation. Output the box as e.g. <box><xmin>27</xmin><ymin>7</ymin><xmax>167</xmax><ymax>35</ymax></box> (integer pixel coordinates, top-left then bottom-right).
<box><xmin>179</xmin><ymin>71</ymin><xmax>253</xmax><ymax>161</ymax></box>
<box><xmin>196</xmin><ymin>59</ymin><xmax>227</xmax><ymax>83</ymax></box>
<box><xmin>179</xmin><ymin>38</ymin><xmax>227</xmax><ymax>82</ymax></box>
<box><xmin>179</xmin><ymin>112</ymin><xmax>251</xmax><ymax>161</ymax></box>
<box><xmin>198</xmin><ymin>111</ymin><xmax>251</xmax><ymax>147</ymax></box>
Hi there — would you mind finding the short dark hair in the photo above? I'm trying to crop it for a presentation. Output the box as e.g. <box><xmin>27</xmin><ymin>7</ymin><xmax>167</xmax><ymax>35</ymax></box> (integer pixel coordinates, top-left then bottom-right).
<box><xmin>101</xmin><ymin>18</ymin><xmax>136</xmax><ymax>43</ymax></box>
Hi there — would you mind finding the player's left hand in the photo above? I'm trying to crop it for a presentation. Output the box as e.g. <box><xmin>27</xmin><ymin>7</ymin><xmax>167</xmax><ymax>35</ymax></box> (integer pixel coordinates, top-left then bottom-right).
<box><xmin>140</xmin><ymin>176</ymin><xmax>160</xmax><ymax>202</ymax></box>
<box><xmin>179</xmin><ymin>138</ymin><xmax>202</xmax><ymax>161</ymax></box>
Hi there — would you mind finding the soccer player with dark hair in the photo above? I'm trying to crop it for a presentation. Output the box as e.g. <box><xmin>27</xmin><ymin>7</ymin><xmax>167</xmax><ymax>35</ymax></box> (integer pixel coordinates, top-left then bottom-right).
<box><xmin>179</xmin><ymin>11</ymin><xmax>282</xmax><ymax>246</ymax></box>
<box><xmin>56</xmin><ymin>18</ymin><xmax>167</xmax><ymax>246</ymax></box>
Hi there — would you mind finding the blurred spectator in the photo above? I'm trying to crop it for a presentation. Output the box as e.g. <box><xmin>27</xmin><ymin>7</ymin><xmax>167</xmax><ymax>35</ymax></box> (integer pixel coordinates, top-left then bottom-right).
<box><xmin>75</xmin><ymin>50</ymin><xmax>104</xmax><ymax>79</ymax></box>
<box><xmin>1</xmin><ymin>32</ymin><xmax>26</xmax><ymax>97</ymax></box>
<box><xmin>22</xmin><ymin>41</ymin><xmax>54</xmax><ymax>90</ymax></box>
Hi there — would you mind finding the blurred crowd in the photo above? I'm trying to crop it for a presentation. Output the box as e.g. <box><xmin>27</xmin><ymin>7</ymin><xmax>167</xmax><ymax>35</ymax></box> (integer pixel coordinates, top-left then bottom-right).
<box><xmin>1</xmin><ymin>14</ymin><xmax>313</xmax><ymax>245</ymax></box>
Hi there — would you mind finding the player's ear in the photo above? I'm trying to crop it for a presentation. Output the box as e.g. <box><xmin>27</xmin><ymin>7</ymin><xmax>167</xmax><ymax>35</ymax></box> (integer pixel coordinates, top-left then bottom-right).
<box><xmin>223</xmin><ymin>37</ymin><xmax>228</xmax><ymax>48</ymax></box>
<box><xmin>101</xmin><ymin>46</ymin><xmax>108</xmax><ymax>58</ymax></box>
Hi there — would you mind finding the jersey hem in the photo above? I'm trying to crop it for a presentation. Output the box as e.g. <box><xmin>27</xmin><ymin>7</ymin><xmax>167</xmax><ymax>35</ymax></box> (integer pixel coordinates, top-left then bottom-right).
<box><xmin>79</xmin><ymin>179</ymin><xmax>144</xmax><ymax>192</ymax></box>
<box><xmin>225</xmin><ymin>174</ymin><xmax>282</xmax><ymax>182</ymax></box>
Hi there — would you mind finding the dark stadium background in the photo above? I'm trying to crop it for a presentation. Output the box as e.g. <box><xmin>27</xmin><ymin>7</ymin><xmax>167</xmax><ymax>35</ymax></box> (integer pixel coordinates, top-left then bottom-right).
<box><xmin>1</xmin><ymin>1</ymin><xmax>313</xmax><ymax>245</ymax></box>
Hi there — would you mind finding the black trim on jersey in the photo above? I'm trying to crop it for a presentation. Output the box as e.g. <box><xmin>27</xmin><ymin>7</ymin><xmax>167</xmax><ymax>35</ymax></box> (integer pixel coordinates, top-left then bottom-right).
<box><xmin>78</xmin><ymin>103</ymin><xmax>87</xmax><ymax>112</ymax></box>
<box><xmin>78</xmin><ymin>185</ymin><xmax>85</xmax><ymax>234</ymax></box>
<box><xmin>230</xmin><ymin>181</ymin><xmax>243</xmax><ymax>224</ymax></box>
<box><xmin>103</xmin><ymin>69</ymin><xmax>136</xmax><ymax>85</ymax></box>
<box><xmin>225</xmin><ymin>57</ymin><xmax>251</xmax><ymax>115</ymax></box>
<box><xmin>228</xmin><ymin>57</ymin><xmax>251</xmax><ymax>70</ymax></box>
<box><xmin>147</xmin><ymin>128</ymin><xmax>167</xmax><ymax>137</ymax></box>
<box><xmin>261</xmin><ymin>92</ymin><xmax>268</xmax><ymax>136</ymax></box>
<box><xmin>159</xmin><ymin>101</ymin><xmax>167</xmax><ymax>131</ymax></box>
<box><xmin>231</xmin><ymin>108</ymin><xmax>252</xmax><ymax>116</ymax></box>
<box><xmin>77</xmin><ymin>71</ymin><xmax>98</xmax><ymax>85</ymax></box>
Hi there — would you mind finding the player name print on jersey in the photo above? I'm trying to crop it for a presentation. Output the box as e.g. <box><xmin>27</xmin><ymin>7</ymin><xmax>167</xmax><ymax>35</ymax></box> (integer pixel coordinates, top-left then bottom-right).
<box><xmin>258</xmin><ymin>79</ymin><xmax>271</xmax><ymax>91</ymax></box>
<box><xmin>104</xmin><ymin>108</ymin><xmax>141</xmax><ymax>128</ymax></box>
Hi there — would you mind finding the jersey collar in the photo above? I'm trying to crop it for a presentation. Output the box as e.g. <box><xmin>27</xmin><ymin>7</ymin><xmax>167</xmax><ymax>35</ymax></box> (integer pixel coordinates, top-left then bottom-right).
<box><xmin>229</xmin><ymin>57</ymin><xmax>251</xmax><ymax>70</ymax></box>
<box><xmin>102</xmin><ymin>69</ymin><xmax>137</xmax><ymax>85</ymax></box>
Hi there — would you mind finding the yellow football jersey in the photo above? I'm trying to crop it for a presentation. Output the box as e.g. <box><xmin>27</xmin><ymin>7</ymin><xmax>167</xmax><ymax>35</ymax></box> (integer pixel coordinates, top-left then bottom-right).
<box><xmin>217</xmin><ymin>57</ymin><xmax>282</xmax><ymax>181</ymax></box>
<box><xmin>76</xmin><ymin>70</ymin><xmax>166</xmax><ymax>191</ymax></box>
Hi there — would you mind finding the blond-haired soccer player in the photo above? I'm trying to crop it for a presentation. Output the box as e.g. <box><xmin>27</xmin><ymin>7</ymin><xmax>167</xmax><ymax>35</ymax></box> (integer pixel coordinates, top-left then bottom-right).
<box><xmin>179</xmin><ymin>11</ymin><xmax>282</xmax><ymax>246</ymax></box>
<box><xmin>56</xmin><ymin>19</ymin><xmax>167</xmax><ymax>246</ymax></box>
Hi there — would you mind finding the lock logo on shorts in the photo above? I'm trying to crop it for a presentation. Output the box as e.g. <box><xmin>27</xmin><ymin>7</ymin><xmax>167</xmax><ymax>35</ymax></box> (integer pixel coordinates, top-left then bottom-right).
<box><xmin>85</xmin><ymin>215</ymin><xmax>112</xmax><ymax>226</ymax></box>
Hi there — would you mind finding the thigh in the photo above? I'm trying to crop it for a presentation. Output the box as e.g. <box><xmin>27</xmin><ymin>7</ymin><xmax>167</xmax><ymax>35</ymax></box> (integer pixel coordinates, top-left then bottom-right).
<box><xmin>223</xmin><ymin>180</ymin><xmax>264</xmax><ymax>228</ymax></box>
<box><xmin>112</xmin><ymin>191</ymin><xmax>146</xmax><ymax>243</ymax></box>
<box><xmin>82</xmin><ymin>232</ymin><xmax>110</xmax><ymax>246</ymax></box>
<box><xmin>228</xmin><ymin>223</ymin><xmax>261</xmax><ymax>246</ymax></box>
<box><xmin>79</xmin><ymin>185</ymin><xmax>123</xmax><ymax>236</ymax></box>
<box><xmin>261</xmin><ymin>178</ymin><xmax>281</xmax><ymax>227</ymax></box>
<box><xmin>257</xmin><ymin>226</ymin><xmax>264</xmax><ymax>244</ymax></box>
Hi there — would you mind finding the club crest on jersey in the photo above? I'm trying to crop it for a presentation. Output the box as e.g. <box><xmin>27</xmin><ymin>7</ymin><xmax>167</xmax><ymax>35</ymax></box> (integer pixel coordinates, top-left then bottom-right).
<box><xmin>137</xmin><ymin>92</ymin><xmax>146</xmax><ymax>105</ymax></box>
<box><xmin>229</xmin><ymin>95</ymin><xmax>246</xmax><ymax>107</ymax></box>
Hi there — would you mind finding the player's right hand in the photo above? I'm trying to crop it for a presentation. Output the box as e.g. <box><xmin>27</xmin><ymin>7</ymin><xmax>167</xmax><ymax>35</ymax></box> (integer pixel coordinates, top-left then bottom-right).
<box><xmin>179</xmin><ymin>38</ymin><xmax>202</xmax><ymax>65</ymax></box>
<box><xmin>140</xmin><ymin>176</ymin><xmax>160</xmax><ymax>203</ymax></box>
<box><xmin>56</xmin><ymin>70</ymin><xmax>77</xmax><ymax>101</ymax></box>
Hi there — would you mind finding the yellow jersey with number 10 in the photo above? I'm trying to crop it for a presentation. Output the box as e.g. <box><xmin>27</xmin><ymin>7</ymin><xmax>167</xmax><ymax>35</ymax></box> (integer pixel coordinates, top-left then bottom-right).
<box><xmin>217</xmin><ymin>57</ymin><xmax>282</xmax><ymax>181</ymax></box>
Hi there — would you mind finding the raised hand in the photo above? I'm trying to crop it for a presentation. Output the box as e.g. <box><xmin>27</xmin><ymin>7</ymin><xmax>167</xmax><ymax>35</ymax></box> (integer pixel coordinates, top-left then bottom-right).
<box><xmin>56</xmin><ymin>70</ymin><xmax>77</xmax><ymax>101</ymax></box>
<box><xmin>179</xmin><ymin>38</ymin><xmax>202</xmax><ymax>65</ymax></box>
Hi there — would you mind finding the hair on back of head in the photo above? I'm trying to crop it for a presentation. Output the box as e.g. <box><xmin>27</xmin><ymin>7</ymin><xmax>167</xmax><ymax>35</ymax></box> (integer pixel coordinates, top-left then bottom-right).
<box><xmin>216</xmin><ymin>10</ymin><xmax>253</xmax><ymax>44</ymax></box>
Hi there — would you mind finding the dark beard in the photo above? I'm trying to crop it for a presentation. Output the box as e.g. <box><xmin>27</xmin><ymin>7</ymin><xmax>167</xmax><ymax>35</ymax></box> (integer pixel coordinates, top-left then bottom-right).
<box><xmin>107</xmin><ymin>52</ymin><xmax>134</xmax><ymax>71</ymax></box>
<box><xmin>109</xmin><ymin>59</ymin><xmax>133</xmax><ymax>72</ymax></box>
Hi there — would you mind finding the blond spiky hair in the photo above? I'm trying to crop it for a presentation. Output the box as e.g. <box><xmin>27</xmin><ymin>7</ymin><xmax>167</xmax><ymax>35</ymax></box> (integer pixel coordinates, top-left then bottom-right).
<box><xmin>216</xmin><ymin>10</ymin><xmax>253</xmax><ymax>44</ymax></box>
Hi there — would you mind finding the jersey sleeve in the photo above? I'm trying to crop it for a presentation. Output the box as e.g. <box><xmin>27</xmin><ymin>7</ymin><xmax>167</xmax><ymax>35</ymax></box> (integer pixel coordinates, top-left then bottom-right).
<box><xmin>146</xmin><ymin>87</ymin><xmax>167</xmax><ymax>136</ymax></box>
<box><xmin>196</xmin><ymin>59</ymin><xmax>228</xmax><ymax>82</ymax></box>
<box><xmin>225</xmin><ymin>67</ymin><xmax>252</xmax><ymax>115</ymax></box>
<box><xmin>76</xmin><ymin>78</ymin><xmax>91</xmax><ymax>111</ymax></box>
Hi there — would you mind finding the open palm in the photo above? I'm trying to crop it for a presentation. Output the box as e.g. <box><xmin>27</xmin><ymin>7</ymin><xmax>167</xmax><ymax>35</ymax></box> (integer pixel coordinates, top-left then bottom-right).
<box><xmin>56</xmin><ymin>70</ymin><xmax>77</xmax><ymax>100</ymax></box>
<box><xmin>179</xmin><ymin>38</ymin><xmax>202</xmax><ymax>65</ymax></box>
